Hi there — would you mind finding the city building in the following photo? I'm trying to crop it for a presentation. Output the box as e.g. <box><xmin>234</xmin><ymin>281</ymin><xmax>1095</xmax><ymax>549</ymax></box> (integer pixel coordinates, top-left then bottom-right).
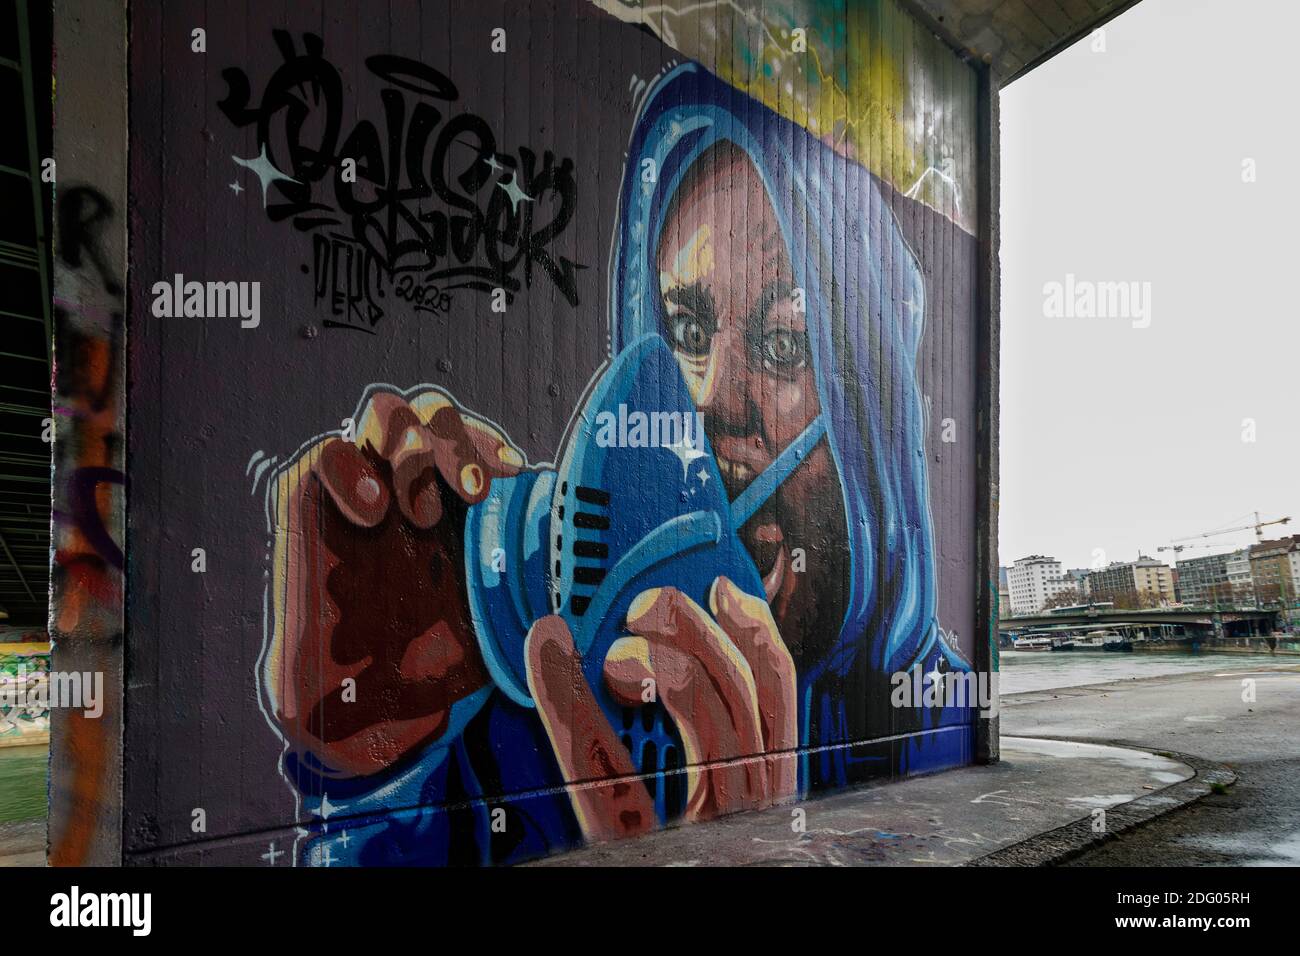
<box><xmin>1175</xmin><ymin>550</ymin><xmax>1239</xmax><ymax>606</ymax></box>
<box><xmin>1007</xmin><ymin>555</ymin><xmax>1072</xmax><ymax>615</ymax></box>
<box><xmin>1226</xmin><ymin>550</ymin><xmax>1256</xmax><ymax>604</ymax></box>
<box><xmin>1065</xmin><ymin>568</ymin><xmax>1091</xmax><ymax>598</ymax></box>
<box><xmin>1249</xmin><ymin>536</ymin><xmax>1300</xmax><ymax>609</ymax></box>
<box><xmin>1086</xmin><ymin>556</ymin><xmax>1175</xmax><ymax>607</ymax></box>
<box><xmin>998</xmin><ymin>567</ymin><xmax>1012</xmax><ymax>620</ymax></box>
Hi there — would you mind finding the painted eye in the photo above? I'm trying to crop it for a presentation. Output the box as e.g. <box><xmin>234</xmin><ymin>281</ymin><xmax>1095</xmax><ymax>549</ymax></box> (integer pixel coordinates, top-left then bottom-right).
<box><xmin>763</xmin><ymin>329</ymin><xmax>807</xmax><ymax>371</ymax></box>
<box><xmin>669</xmin><ymin>315</ymin><xmax>712</xmax><ymax>356</ymax></box>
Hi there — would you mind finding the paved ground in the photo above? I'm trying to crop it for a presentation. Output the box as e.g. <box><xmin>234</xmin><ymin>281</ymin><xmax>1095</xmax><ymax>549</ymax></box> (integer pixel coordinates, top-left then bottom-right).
<box><xmin>1001</xmin><ymin>664</ymin><xmax>1300</xmax><ymax>866</ymax></box>
<box><xmin>0</xmin><ymin>821</ymin><xmax>43</xmax><ymax>867</ymax></box>
<box><xmin>532</xmin><ymin>736</ymin><xmax>1194</xmax><ymax>866</ymax></box>
<box><xmin>541</xmin><ymin>663</ymin><xmax>1300</xmax><ymax>866</ymax></box>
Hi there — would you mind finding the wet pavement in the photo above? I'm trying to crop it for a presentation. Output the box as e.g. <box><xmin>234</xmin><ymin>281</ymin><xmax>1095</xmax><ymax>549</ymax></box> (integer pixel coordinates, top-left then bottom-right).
<box><xmin>0</xmin><ymin>821</ymin><xmax>43</xmax><ymax>867</ymax></box>
<box><xmin>531</xmin><ymin>737</ymin><xmax>1195</xmax><ymax>866</ymax></box>
<box><xmin>538</xmin><ymin>662</ymin><xmax>1300</xmax><ymax>866</ymax></box>
<box><xmin>1001</xmin><ymin>665</ymin><xmax>1300</xmax><ymax>866</ymax></box>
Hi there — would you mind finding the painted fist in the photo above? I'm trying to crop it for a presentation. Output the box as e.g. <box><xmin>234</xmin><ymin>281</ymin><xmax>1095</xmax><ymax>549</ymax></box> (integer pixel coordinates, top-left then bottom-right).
<box><xmin>262</xmin><ymin>387</ymin><xmax>522</xmax><ymax>778</ymax></box>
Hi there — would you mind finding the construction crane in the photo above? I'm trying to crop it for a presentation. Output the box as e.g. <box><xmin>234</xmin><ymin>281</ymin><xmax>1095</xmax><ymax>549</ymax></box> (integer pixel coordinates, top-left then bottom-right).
<box><xmin>1158</xmin><ymin>542</ymin><xmax>1231</xmax><ymax>555</ymax></box>
<box><xmin>1170</xmin><ymin>512</ymin><xmax>1291</xmax><ymax>545</ymax></box>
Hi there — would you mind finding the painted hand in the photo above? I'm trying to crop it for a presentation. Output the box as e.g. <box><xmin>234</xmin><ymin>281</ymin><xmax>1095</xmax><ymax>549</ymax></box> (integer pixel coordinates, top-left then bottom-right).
<box><xmin>524</xmin><ymin>577</ymin><xmax>797</xmax><ymax>842</ymax></box>
<box><xmin>263</xmin><ymin>387</ymin><xmax>523</xmax><ymax>778</ymax></box>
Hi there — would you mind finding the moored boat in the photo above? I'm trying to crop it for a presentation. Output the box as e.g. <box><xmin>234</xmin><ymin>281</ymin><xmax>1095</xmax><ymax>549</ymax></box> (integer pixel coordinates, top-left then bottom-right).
<box><xmin>1012</xmin><ymin>635</ymin><xmax>1053</xmax><ymax>651</ymax></box>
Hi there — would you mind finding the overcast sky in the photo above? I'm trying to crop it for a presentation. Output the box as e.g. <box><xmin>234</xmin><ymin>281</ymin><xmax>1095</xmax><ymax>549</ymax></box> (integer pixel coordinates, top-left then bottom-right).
<box><xmin>998</xmin><ymin>0</ymin><xmax>1299</xmax><ymax>572</ymax></box>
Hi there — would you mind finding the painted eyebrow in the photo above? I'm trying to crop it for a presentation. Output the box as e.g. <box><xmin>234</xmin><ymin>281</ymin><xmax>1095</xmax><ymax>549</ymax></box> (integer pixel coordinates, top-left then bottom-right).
<box><xmin>663</xmin><ymin>283</ymin><xmax>717</xmax><ymax>325</ymax></box>
<box><xmin>745</xmin><ymin>278</ymin><xmax>797</xmax><ymax>331</ymax></box>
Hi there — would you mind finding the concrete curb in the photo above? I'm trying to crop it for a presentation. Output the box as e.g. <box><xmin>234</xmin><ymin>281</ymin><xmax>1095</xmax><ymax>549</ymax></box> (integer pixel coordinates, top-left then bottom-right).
<box><xmin>966</xmin><ymin>737</ymin><xmax>1237</xmax><ymax>867</ymax></box>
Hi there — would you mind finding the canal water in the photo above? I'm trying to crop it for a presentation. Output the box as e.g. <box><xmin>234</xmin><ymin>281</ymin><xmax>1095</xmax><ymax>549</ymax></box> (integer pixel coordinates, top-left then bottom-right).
<box><xmin>999</xmin><ymin>649</ymin><xmax>1296</xmax><ymax>695</ymax></box>
<box><xmin>0</xmin><ymin>746</ymin><xmax>46</xmax><ymax>824</ymax></box>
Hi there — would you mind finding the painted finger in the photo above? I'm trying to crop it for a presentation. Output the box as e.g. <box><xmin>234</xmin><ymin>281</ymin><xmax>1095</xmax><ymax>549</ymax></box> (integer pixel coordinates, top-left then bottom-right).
<box><xmin>603</xmin><ymin>632</ymin><xmax>766</xmax><ymax>820</ymax></box>
<box><xmin>349</xmin><ymin>389</ymin><xmax>453</xmax><ymax>527</ymax></box>
<box><xmin>525</xmin><ymin>616</ymin><xmax>656</xmax><ymax>842</ymax></box>
<box><xmin>602</xmin><ymin>636</ymin><xmax>657</xmax><ymax>706</ymax></box>
<box><xmin>407</xmin><ymin>386</ymin><xmax>519</xmax><ymax>478</ymax></box>
<box><xmin>710</xmin><ymin>576</ymin><xmax>798</xmax><ymax>797</ymax></box>
<box><xmin>315</xmin><ymin>437</ymin><xmax>391</xmax><ymax>528</ymax></box>
<box><xmin>423</xmin><ymin>403</ymin><xmax>525</xmax><ymax>505</ymax></box>
<box><xmin>352</xmin><ymin>387</ymin><xmax>411</xmax><ymax>455</ymax></box>
<box><xmin>352</xmin><ymin>386</ymin><xmax>522</xmax><ymax>510</ymax></box>
<box><xmin>624</xmin><ymin>587</ymin><xmax>765</xmax><ymax>757</ymax></box>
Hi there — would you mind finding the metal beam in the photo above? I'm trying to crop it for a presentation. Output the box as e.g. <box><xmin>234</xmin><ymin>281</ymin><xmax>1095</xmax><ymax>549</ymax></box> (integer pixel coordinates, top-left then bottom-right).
<box><xmin>0</xmin><ymin>529</ymin><xmax>37</xmax><ymax>603</ymax></box>
<box><xmin>0</xmin><ymin>308</ymin><xmax>46</xmax><ymax>322</ymax></box>
<box><xmin>16</xmin><ymin>0</ymin><xmax>52</xmax><ymax>370</ymax></box>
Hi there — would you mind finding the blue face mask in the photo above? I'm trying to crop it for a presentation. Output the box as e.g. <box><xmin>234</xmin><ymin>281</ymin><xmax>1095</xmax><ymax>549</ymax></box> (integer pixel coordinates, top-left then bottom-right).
<box><xmin>462</xmin><ymin>332</ymin><xmax>824</xmax><ymax>820</ymax></box>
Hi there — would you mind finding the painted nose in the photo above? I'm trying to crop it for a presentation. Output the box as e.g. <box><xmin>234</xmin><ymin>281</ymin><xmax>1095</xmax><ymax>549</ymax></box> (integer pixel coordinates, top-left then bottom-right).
<box><xmin>699</xmin><ymin>328</ymin><xmax>760</xmax><ymax>437</ymax></box>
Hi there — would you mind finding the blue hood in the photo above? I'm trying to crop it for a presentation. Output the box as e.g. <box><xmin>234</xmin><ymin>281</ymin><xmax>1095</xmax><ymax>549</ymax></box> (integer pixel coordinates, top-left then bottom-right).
<box><xmin>611</xmin><ymin>64</ymin><xmax>948</xmax><ymax>765</ymax></box>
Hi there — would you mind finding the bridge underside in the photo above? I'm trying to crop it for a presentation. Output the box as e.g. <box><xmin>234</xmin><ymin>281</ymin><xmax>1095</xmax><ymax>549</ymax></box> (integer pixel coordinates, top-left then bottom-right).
<box><xmin>907</xmin><ymin>0</ymin><xmax>1142</xmax><ymax>82</ymax></box>
<box><xmin>1004</xmin><ymin>610</ymin><xmax>1280</xmax><ymax>631</ymax></box>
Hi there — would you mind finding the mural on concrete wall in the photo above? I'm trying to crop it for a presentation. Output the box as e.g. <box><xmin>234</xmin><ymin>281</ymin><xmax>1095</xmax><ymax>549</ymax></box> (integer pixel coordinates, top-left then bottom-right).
<box><xmin>593</xmin><ymin>0</ymin><xmax>976</xmax><ymax>232</ymax></box>
<box><xmin>124</xmin><ymin>0</ymin><xmax>980</xmax><ymax>865</ymax></box>
<box><xmin>0</xmin><ymin>643</ymin><xmax>50</xmax><ymax>742</ymax></box>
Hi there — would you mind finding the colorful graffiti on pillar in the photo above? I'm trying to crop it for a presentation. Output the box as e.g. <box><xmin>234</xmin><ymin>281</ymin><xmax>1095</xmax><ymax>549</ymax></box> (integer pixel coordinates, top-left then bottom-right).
<box><xmin>244</xmin><ymin>17</ymin><xmax>978</xmax><ymax>865</ymax></box>
<box><xmin>48</xmin><ymin>183</ymin><xmax>125</xmax><ymax>864</ymax></box>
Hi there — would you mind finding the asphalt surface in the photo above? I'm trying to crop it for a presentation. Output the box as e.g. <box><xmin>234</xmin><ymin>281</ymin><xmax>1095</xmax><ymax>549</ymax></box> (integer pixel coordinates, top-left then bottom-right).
<box><xmin>1000</xmin><ymin>664</ymin><xmax>1300</xmax><ymax>865</ymax></box>
<box><xmin>0</xmin><ymin>820</ymin><xmax>43</xmax><ymax>867</ymax></box>
<box><xmin>533</xmin><ymin>736</ymin><xmax>1197</xmax><ymax>866</ymax></box>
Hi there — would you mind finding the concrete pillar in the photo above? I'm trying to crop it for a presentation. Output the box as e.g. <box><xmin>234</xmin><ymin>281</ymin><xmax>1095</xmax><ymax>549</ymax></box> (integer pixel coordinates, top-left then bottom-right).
<box><xmin>47</xmin><ymin>0</ymin><xmax>128</xmax><ymax>866</ymax></box>
<box><xmin>974</xmin><ymin>63</ymin><xmax>1001</xmax><ymax>765</ymax></box>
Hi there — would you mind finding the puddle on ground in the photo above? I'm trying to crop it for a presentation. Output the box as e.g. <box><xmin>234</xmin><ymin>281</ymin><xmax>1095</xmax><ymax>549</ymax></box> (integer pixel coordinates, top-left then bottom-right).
<box><xmin>1065</xmin><ymin>794</ymin><xmax>1135</xmax><ymax>807</ymax></box>
<box><xmin>1176</xmin><ymin>831</ymin><xmax>1300</xmax><ymax>866</ymax></box>
<box><xmin>1002</xmin><ymin>737</ymin><xmax>1193</xmax><ymax>789</ymax></box>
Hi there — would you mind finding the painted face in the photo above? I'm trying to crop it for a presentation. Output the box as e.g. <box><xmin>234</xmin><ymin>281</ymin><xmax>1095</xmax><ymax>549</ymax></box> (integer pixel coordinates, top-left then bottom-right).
<box><xmin>656</xmin><ymin>144</ymin><xmax>848</xmax><ymax>643</ymax></box>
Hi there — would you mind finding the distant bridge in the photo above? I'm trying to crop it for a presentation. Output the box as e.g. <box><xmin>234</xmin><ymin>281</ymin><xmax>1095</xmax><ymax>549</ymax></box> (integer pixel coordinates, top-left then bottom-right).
<box><xmin>1001</xmin><ymin>607</ymin><xmax>1279</xmax><ymax>634</ymax></box>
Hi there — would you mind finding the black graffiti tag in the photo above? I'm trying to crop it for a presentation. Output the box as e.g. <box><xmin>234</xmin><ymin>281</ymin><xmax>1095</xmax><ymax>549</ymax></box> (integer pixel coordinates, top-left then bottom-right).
<box><xmin>219</xmin><ymin>31</ymin><xmax>583</xmax><ymax>329</ymax></box>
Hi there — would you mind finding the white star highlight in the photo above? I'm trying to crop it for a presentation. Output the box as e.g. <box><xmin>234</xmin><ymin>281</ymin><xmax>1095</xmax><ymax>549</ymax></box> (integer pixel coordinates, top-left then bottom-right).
<box><xmin>665</xmin><ymin>432</ymin><xmax>706</xmax><ymax>483</ymax></box>
<box><xmin>260</xmin><ymin>842</ymin><xmax>284</xmax><ymax>865</ymax></box>
<box><xmin>498</xmin><ymin>174</ymin><xmax>534</xmax><ymax>212</ymax></box>
<box><xmin>232</xmin><ymin>146</ymin><xmax>299</xmax><ymax>208</ymax></box>
<box><xmin>926</xmin><ymin>663</ymin><xmax>944</xmax><ymax>698</ymax></box>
